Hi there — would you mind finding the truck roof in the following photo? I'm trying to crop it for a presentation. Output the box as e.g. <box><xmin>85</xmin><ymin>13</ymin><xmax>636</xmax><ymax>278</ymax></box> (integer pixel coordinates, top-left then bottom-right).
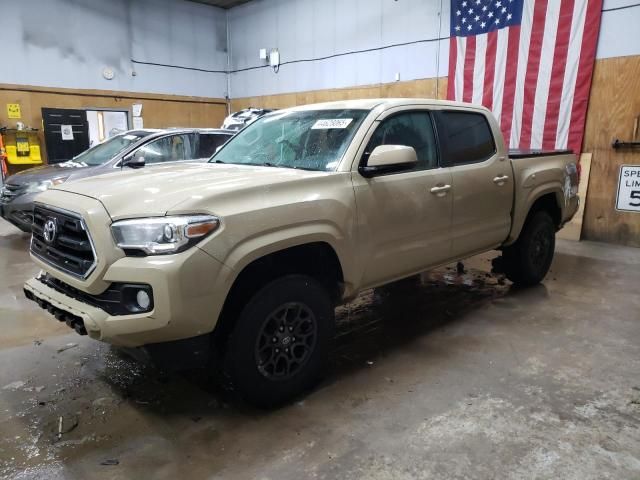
<box><xmin>286</xmin><ymin>98</ymin><xmax>490</xmax><ymax>112</ymax></box>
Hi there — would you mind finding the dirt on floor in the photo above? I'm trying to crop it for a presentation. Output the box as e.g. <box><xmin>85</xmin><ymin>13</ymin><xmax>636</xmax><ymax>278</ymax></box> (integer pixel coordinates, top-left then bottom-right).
<box><xmin>1</xmin><ymin>220</ymin><xmax>639</xmax><ymax>480</ymax></box>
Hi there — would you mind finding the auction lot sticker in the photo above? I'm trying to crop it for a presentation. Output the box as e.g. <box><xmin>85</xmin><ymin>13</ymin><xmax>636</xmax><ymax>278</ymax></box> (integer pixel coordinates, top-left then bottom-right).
<box><xmin>312</xmin><ymin>119</ymin><xmax>353</xmax><ymax>129</ymax></box>
<box><xmin>616</xmin><ymin>165</ymin><xmax>640</xmax><ymax>212</ymax></box>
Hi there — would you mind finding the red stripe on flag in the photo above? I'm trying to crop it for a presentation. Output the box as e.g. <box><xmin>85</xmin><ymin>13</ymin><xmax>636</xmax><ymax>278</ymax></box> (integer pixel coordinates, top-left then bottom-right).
<box><xmin>447</xmin><ymin>37</ymin><xmax>457</xmax><ymax>101</ymax></box>
<box><xmin>542</xmin><ymin>0</ymin><xmax>575</xmax><ymax>150</ymax></box>
<box><xmin>483</xmin><ymin>31</ymin><xmax>498</xmax><ymax>110</ymax></box>
<box><xmin>463</xmin><ymin>36</ymin><xmax>476</xmax><ymax>103</ymax></box>
<box><xmin>567</xmin><ymin>0</ymin><xmax>603</xmax><ymax>156</ymax></box>
<box><xmin>519</xmin><ymin>0</ymin><xmax>549</xmax><ymax>149</ymax></box>
<box><xmin>500</xmin><ymin>26</ymin><xmax>521</xmax><ymax>147</ymax></box>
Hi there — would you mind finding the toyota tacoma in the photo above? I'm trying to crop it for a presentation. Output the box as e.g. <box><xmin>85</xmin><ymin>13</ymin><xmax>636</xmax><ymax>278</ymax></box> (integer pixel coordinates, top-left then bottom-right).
<box><xmin>23</xmin><ymin>99</ymin><xmax>579</xmax><ymax>406</ymax></box>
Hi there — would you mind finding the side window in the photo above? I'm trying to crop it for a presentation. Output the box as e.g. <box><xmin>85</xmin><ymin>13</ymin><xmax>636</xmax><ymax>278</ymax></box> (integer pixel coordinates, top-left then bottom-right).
<box><xmin>197</xmin><ymin>134</ymin><xmax>231</xmax><ymax>159</ymax></box>
<box><xmin>364</xmin><ymin>111</ymin><xmax>438</xmax><ymax>171</ymax></box>
<box><xmin>136</xmin><ymin>134</ymin><xmax>192</xmax><ymax>164</ymax></box>
<box><xmin>438</xmin><ymin>112</ymin><xmax>495</xmax><ymax>165</ymax></box>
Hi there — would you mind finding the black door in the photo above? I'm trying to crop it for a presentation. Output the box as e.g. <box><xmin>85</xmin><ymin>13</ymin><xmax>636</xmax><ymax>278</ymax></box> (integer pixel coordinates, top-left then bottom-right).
<box><xmin>42</xmin><ymin>108</ymin><xmax>90</xmax><ymax>163</ymax></box>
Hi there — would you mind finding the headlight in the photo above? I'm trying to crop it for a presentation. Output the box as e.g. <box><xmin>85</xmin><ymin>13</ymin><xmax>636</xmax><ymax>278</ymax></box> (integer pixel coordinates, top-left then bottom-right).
<box><xmin>111</xmin><ymin>215</ymin><xmax>220</xmax><ymax>255</ymax></box>
<box><xmin>23</xmin><ymin>177</ymin><xmax>68</xmax><ymax>194</ymax></box>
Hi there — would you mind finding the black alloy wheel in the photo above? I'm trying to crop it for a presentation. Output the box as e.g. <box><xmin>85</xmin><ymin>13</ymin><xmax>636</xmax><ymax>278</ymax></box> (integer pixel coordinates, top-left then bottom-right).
<box><xmin>224</xmin><ymin>274</ymin><xmax>334</xmax><ymax>407</ymax></box>
<box><xmin>255</xmin><ymin>302</ymin><xmax>318</xmax><ymax>380</ymax></box>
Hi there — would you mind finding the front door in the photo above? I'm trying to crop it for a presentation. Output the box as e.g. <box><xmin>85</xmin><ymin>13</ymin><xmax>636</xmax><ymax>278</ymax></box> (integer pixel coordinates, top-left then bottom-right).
<box><xmin>42</xmin><ymin>108</ymin><xmax>90</xmax><ymax>163</ymax></box>
<box><xmin>435</xmin><ymin>110</ymin><xmax>512</xmax><ymax>257</ymax></box>
<box><xmin>353</xmin><ymin>109</ymin><xmax>454</xmax><ymax>288</ymax></box>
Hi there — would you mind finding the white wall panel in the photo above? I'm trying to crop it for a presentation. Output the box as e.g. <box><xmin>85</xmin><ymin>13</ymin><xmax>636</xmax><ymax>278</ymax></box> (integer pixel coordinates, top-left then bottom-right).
<box><xmin>228</xmin><ymin>0</ymin><xmax>450</xmax><ymax>98</ymax></box>
<box><xmin>597</xmin><ymin>1</ymin><xmax>640</xmax><ymax>59</ymax></box>
<box><xmin>0</xmin><ymin>0</ymin><xmax>228</xmax><ymax>98</ymax></box>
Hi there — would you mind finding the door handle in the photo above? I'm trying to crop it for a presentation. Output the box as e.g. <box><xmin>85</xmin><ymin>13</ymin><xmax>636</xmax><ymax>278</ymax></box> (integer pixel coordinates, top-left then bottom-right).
<box><xmin>430</xmin><ymin>184</ymin><xmax>451</xmax><ymax>196</ymax></box>
<box><xmin>493</xmin><ymin>175</ymin><xmax>509</xmax><ymax>185</ymax></box>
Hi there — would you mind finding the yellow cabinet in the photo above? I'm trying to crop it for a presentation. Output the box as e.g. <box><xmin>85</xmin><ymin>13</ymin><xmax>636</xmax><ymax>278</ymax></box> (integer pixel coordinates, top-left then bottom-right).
<box><xmin>1</xmin><ymin>129</ymin><xmax>43</xmax><ymax>165</ymax></box>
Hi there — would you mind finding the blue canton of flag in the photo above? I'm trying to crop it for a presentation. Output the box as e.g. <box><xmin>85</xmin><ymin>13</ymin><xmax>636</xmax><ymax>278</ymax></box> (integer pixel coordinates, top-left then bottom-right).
<box><xmin>450</xmin><ymin>0</ymin><xmax>524</xmax><ymax>37</ymax></box>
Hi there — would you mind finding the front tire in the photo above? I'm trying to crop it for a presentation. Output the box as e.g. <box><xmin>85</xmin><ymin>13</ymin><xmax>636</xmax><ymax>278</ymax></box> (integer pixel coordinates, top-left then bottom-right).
<box><xmin>503</xmin><ymin>211</ymin><xmax>556</xmax><ymax>286</ymax></box>
<box><xmin>224</xmin><ymin>274</ymin><xmax>334</xmax><ymax>407</ymax></box>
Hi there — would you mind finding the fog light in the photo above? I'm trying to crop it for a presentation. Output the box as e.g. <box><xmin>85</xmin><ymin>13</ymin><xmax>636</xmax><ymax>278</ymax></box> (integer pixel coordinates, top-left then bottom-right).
<box><xmin>136</xmin><ymin>290</ymin><xmax>151</xmax><ymax>310</ymax></box>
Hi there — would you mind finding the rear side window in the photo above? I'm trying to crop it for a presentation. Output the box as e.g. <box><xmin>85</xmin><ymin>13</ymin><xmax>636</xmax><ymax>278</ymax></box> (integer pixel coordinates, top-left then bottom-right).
<box><xmin>136</xmin><ymin>134</ymin><xmax>193</xmax><ymax>164</ymax></box>
<box><xmin>198</xmin><ymin>133</ymin><xmax>232</xmax><ymax>159</ymax></box>
<box><xmin>437</xmin><ymin>111</ymin><xmax>495</xmax><ymax>165</ymax></box>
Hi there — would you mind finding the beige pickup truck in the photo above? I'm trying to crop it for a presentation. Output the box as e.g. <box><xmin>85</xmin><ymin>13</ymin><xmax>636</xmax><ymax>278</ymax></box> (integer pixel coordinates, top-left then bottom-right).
<box><xmin>24</xmin><ymin>99</ymin><xmax>579</xmax><ymax>406</ymax></box>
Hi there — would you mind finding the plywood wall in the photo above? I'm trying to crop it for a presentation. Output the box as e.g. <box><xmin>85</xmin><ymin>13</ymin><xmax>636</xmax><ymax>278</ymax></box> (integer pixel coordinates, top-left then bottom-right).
<box><xmin>0</xmin><ymin>84</ymin><xmax>228</xmax><ymax>166</ymax></box>
<box><xmin>582</xmin><ymin>55</ymin><xmax>640</xmax><ymax>247</ymax></box>
<box><xmin>230</xmin><ymin>77</ymin><xmax>448</xmax><ymax>111</ymax></box>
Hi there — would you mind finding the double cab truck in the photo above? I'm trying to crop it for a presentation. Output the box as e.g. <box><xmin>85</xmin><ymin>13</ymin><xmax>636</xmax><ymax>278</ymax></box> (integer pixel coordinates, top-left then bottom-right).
<box><xmin>23</xmin><ymin>99</ymin><xmax>579</xmax><ymax>406</ymax></box>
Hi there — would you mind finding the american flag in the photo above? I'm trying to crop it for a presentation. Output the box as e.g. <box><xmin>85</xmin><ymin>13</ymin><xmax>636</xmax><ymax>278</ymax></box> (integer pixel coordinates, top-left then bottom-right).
<box><xmin>446</xmin><ymin>0</ymin><xmax>603</xmax><ymax>155</ymax></box>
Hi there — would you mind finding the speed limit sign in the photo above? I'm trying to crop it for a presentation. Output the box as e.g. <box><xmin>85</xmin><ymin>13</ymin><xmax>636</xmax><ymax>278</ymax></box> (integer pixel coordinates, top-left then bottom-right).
<box><xmin>616</xmin><ymin>165</ymin><xmax>640</xmax><ymax>212</ymax></box>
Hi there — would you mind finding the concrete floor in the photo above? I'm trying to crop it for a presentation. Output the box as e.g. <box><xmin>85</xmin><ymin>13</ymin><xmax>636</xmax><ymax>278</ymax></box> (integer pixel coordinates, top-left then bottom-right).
<box><xmin>1</xmin><ymin>219</ymin><xmax>639</xmax><ymax>480</ymax></box>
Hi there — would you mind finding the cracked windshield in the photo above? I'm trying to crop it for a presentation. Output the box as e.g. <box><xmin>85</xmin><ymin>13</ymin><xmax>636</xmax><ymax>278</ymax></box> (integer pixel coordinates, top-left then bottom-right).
<box><xmin>210</xmin><ymin>109</ymin><xmax>368</xmax><ymax>171</ymax></box>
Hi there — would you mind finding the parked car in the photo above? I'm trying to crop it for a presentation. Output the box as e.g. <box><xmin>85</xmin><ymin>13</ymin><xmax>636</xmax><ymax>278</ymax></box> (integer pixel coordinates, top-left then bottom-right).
<box><xmin>24</xmin><ymin>99</ymin><xmax>579</xmax><ymax>406</ymax></box>
<box><xmin>0</xmin><ymin>128</ymin><xmax>234</xmax><ymax>232</ymax></box>
<box><xmin>221</xmin><ymin>108</ymin><xmax>275</xmax><ymax>131</ymax></box>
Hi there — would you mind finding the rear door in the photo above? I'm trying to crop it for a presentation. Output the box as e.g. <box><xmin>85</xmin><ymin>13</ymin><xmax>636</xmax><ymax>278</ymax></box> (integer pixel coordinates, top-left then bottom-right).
<box><xmin>434</xmin><ymin>110</ymin><xmax>512</xmax><ymax>257</ymax></box>
<box><xmin>42</xmin><ymin>108</ymin><xmax>90</xmax><ymax>163</ymax></box>
<box><xmin>353</xmin><ymin>108</ymin><xmax>453</xmax><ymax>287</ymax></box>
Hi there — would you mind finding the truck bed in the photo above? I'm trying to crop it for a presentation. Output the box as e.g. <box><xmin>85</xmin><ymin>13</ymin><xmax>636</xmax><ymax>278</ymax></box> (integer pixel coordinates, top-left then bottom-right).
<box><xmin>505</xmin><ymin>150</ymin><xmax>579</xmax><ymax>245</ymax></box>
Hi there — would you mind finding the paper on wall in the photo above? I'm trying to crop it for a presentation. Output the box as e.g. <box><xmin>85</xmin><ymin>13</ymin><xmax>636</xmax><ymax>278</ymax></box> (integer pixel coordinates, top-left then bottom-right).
<box><xmin>133</xmin><ymin>117</ymin><xmax>144</xmax><ymax>129</ymax></box>
<box><xmin>61</xmin><ymin>125</ymin><xmax>74</xmax><ymax>141</ymax></box>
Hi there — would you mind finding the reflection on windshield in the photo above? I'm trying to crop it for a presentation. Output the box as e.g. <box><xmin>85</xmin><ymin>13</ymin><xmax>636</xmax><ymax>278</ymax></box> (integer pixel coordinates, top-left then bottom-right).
<box><xmin>210</xmin><ymin>109</ymin><xmax>368</xmax><ymax>171</ymax></box>
<box><xmin>73</xmin><ymin>133</ymin><xmax>150</xmax><ymax>166</ymax></box>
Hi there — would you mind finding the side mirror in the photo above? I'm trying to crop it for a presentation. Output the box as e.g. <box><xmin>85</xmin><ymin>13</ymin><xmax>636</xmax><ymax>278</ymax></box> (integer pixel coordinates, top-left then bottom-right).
<box><xmin>122</xmin><ymin>150</ymin><xmax>146</xmax><ymax>169</ymax></box>
<box><xmin>359</xmin><ymin>145</ymin><xmax>418</xmax><ymax>178</ymax></box>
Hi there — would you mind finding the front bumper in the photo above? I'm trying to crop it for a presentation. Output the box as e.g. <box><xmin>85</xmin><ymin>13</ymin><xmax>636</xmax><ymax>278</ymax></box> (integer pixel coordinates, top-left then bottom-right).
<box><xmin>24</xmin><ymin>246</ymin><xmax>233</xmax><ymax>347</ymax></box>
<box><xmin>0</xmin><ymin>192</ymin><xmax>38</xmax><ymax>232</ymax></box>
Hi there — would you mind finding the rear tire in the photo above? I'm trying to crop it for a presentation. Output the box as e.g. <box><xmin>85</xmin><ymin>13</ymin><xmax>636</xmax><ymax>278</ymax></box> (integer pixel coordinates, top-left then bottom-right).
<box><xmin>502</xmin><ymin>211</ymin><xmax>556</xmax><ymax>286</ymax></box>
<box><xmin>223</xmin><ymin>274</ymin><xmax>334</xmax><ymax>407</ymax></box>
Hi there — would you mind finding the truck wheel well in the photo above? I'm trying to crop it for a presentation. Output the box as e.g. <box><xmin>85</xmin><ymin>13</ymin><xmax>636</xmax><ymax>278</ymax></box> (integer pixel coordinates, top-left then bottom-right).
<box><xmin>527</xmin><ymin>193</ymin><xmax>561</xmax><ymax>229</ymax></box>
<box><xmin>212</xmin><ymin>242</ymin><xmax>344</xmax><ymax>347</ymax></box>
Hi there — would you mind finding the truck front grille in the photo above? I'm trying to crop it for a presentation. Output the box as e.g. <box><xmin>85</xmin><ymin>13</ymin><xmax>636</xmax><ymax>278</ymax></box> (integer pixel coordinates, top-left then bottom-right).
<box><xmin>30</xmin><ymin>205</ymin><xmax>96</xmax><ymax>278</ymax></box>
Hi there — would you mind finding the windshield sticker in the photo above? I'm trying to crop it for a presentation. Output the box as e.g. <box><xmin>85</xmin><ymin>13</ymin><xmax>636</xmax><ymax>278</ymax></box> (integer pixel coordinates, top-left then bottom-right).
<box><xmin>311</xmin><ymin>119</ymin><xmax>353</xmax><ymax>129</ymax></box>
<box><xmin>123</xmin><ymin>135</ymin><xmax>138</xmax><ymax>140</ymax></box>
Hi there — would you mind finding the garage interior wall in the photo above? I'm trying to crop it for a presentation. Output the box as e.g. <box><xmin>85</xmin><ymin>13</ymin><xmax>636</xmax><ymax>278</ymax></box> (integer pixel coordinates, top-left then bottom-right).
<box><xmin>0</xmin><ymin>0</ymin><xmax>229</xmax><ymax>161</ymax></box>
<box><xmin>1</xmin><ymin>0</ymin><xmax>639</xmax><ymax>247</ymax></box>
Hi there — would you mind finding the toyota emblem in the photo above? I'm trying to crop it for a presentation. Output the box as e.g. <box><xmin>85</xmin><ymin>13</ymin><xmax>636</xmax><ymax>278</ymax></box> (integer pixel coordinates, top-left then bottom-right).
<box><xmin>43</xmin><ymin>218</ymin><xmax>57</xmax><ymax>244</ymax></box>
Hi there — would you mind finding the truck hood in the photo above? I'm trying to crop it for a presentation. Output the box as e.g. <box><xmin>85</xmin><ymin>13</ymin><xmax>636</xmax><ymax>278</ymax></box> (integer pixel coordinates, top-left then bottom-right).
<box><xmin>52</xmin><ymin>162</ymin><xmax>329</xmax><ymax>219</ymax></box>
